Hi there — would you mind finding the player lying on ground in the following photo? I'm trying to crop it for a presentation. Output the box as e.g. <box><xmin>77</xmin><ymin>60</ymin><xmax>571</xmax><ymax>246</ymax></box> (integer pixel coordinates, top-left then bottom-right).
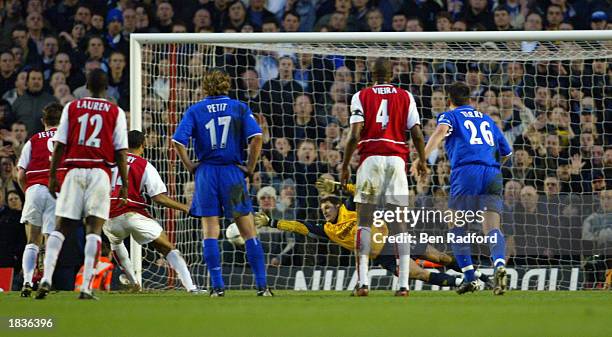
<box><xmin>103</xmin><ymin>130</ymin><xmax>200</xmax><ymax>293</ymax></box>
<box><xmin>254</xmin><ymin>178</ymin><xmax>490</xmax><ymax>291</ymax></box>
<box><xmin>37</xmin><ymin>69</ymin><xmax>129</xmax><ymax>300</ymax></box>
<box><xmin>341</xmin><ymin>58</ymin><xmax>429</xmax><ymax>296</ymax></box>
<box><xmin>173</xmin><ymin>69</ymin><xmax>271</xmax><ymax>297</ymax></box>
<box><xmin>17</xmin><ymin>102</ymin><xmax>66</xmax><ymax>297</ymax></box>
<box><xmin>414</xmin><ymin>82</ymin><xmax>512</xmax><ymax>295</ymax></box>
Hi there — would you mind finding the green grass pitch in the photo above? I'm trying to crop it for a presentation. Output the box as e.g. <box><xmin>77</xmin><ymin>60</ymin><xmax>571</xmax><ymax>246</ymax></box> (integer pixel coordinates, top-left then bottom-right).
<box><xmin>1</xmin><ymin>291</ymin><xmax>611</xmax><ymax>337</ymax></box>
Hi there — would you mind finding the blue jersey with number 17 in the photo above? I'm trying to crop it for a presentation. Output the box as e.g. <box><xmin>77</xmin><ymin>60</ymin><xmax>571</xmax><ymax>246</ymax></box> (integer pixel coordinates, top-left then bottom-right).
<box><xmin>436</xmin><ymin>105</ymin><xmax>512</xmax><ymax>170</ymax></box>
<box><xmin>172</xmin><ymin>95</ymin><xmax>262</xmax><ymax>166</ymax></box>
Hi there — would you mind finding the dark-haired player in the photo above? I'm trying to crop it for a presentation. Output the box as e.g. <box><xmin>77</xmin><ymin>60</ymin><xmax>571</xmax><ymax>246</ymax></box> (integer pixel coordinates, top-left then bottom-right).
<box><xmin>416</xmin><ymin>82</ymin><xmax>512</xmax><ymax>295</ymax></box>
<box><xmin>17</xmin><ymin>102</ymin><xmax>65</xmax><ymax>297</ymax></box>
<box><xmin>104</xmin><ymin>130</ymin><xmax>199</xmax><ymax>293</ymax></box>
<box><xmin>341</xmin><ymin>58</ymin><xmax>429</xmax><ymax>296</ymax></box>
<box><xmin>37</xmin><ymin>69</ymin><xmax>129</xmax><ymax>300</ymax></box>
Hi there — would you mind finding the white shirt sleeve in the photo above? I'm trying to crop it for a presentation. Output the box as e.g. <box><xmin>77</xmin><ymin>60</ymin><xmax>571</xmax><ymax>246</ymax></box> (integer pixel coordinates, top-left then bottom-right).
<box><xmin>113</xmin><ymin>107</ymin><xmax>128</xmax><ymax>150</ymax></box>
<box><xmin>17</xmin><ymin>140</ymin><xmax>32</xmax><ymax>169</ymax></box>
<box><xmin>406</xmin><ymin>91</ymin><xmax>421</xmax><ymax>130</ymax></box>
<box><xmin>349</xmin><ymin>91</ymin><xmax>365</xmax><ymax>124</ymax></box>
<box><xmin>53</xmin><ymin>102</ymin><xmax>71</xmax><ymax>144</ymax></box>
<box><xmin>142</xmin><ymin>162</ymin><xmax>167</xmax><ymax>197</ymax></box>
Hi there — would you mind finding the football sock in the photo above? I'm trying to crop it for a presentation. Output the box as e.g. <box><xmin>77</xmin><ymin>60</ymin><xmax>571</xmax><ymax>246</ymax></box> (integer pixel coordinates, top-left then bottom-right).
<box><xmin>111</xmin><ymin>243</ymin><xmax>138</xmax><ymax>285</ymax></box>
<box><xmin>22</xmin><ymin>243</ymin><xmax>39</xmax><ymax>285</ymax></box>
<box><xmin>428</xmin><ymin>272</ymin><xmax>460</xmax><ymax>287</ymax></box>
<box><xmin>166</xmin><ymin>249</ymin><xmax>196</xmax><ymax>291</ymax></box>
<box><xmin>245</xmin><ymin>238</ymin><xmax>267</xmax><ymax>289</ymax></box>
<box><xmin>356</xmin><ymin>227</ymin><xmax>371</xmax><ymax>287</ymax></box>
<box><xmin>487</xmin><ymin>228</ymin><xmax>506</xmax><ymax>268</ymax></box>
<box><xmin>81</xmin><ymin>234</ymin><xmax>101</xmax><ymax>294</ymax></box>
<box><xmin>203</xmin><ymin>239</ymin><xmax>224</xmax><ymax>289</ymax></box>
<box><xmin>450</xmin><ymin>227</ymin><xmax>476</xmax><ymax>282</ymax></box>
<box><xmin>396</xmin><ymin>237</ymin><xmax>410</xmax><ymax>289</ymax></box>
<box><xmin>41</xmin><ymin>231</ymin><xmax>65</xmax><ymax>285</ymax></box>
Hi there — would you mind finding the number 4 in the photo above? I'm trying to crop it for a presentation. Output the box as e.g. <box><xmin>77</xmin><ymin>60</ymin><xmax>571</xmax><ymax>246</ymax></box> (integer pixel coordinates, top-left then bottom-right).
<box><xmin>376</xmin><ymin>99</ymin><xmax>389</xmax><ymax>129</ymax></box>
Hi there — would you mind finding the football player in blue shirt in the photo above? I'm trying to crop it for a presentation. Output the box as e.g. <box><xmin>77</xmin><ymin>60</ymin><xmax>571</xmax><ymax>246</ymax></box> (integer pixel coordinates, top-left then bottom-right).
<box><xmin>414</xmin><ymin>82</ymin><xmax>512</xmax><ymax>295</ymax></box>
<box><xmin>173</xmin><ymin>70</ymin><xmax>272</xmax><ymax>296</ymax></box>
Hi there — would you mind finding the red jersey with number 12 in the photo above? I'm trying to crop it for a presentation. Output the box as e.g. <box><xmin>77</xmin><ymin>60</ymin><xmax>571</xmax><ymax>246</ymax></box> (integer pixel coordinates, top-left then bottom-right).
<box><xmin>349</xmin><ymin>84</ymin><xmax>420</xmax><ymax>165</ymax></box>
<box><xmin>17</xmin><ymin>128</ymin><xmax>67</xmax><ymax>191</ymax></box>
<box><xmin>53</xmin><ymin>97</ymin><xmax>128</xmax><ymax>175</ymax></box>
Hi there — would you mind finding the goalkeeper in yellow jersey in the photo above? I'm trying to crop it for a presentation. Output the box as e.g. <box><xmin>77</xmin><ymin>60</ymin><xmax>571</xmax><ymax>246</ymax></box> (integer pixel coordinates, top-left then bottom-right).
<box><xmin>254</xmin><ymin>177</ymin><xmax>491</xmax><ymax>291</ymax></box>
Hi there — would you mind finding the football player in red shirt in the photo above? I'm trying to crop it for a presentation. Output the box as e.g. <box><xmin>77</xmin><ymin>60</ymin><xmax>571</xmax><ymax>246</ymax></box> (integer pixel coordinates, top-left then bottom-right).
<box><xmin>37</xmin><ymin>69</ymin><xmax>129</xmax><ymax>300</ymax></box>
<box><xmin>104</xmin><ymin>130</ymin><xmax>200</xmax><ymax>293</ymax></box>
<box><xmin>341</xmin><ymin>58</ymin><xmax>428</xmax><ymax>297</ymax></box>
<box><xmin>17</xmin><ymin>102</ymin><xmax>65</xmax><ymax>297</ymax></box>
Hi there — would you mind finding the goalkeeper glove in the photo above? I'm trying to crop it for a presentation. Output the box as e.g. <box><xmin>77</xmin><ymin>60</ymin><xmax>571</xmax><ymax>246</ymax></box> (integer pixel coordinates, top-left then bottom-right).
<box><xmin>254</xmin><ymin>212</ymin><xmax>276</xmax><ymax>228</ymax></box>
<box><xmin>316</xmin><ymin>176</ymin><xmax>341</xmax><ymax>195</ymax></box>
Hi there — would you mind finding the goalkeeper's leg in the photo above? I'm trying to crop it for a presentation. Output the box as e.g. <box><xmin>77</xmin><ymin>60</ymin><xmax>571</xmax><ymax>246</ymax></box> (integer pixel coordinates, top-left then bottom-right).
<box><xmin>235</xmin><ymin>213</ymin><xmax>269</xmax><ymax>293</ymax></box>
<box><xmin>152</xmin><ymin>232</ymin><xmax>198</xmax><ymax>292</ymax></box>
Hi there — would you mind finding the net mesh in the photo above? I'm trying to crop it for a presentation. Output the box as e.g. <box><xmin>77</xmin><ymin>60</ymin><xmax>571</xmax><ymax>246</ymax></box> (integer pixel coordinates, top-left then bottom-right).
<box><xmin>136</xmin><ymin>39</ymin><xmax>611</xmax><ymax>291</ymax></box>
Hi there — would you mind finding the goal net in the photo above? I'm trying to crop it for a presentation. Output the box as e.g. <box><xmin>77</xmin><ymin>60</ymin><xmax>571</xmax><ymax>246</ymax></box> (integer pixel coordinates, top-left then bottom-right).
<box><xmin>130</xmin><ymin>32</ymin><xmax>612</xmax><ymax>291</ymax></box>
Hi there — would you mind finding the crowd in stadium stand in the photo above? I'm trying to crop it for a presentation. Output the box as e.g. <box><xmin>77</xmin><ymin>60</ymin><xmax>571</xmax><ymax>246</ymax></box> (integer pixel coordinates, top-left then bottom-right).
<box><xmin>0</xmin><ymin>0</ymin><xmax>610</xmax><ymax>289</ymax></box>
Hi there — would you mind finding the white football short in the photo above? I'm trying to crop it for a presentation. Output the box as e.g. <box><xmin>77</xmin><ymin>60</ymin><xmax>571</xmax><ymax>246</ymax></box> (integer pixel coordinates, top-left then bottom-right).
<box><xmin>355</xmin><ymin>155</ymin><xmax>409</xmax><ymax>206</ymax></box>
<box><xmin>21</xmin><ymin>184</ymin><xmax>57</xmax><ymax>234</ymax></box>
<box><xmin>103</xmin><ymin>212</ymin><xmax>163</xmax><ymax>245</ymax></box>
<box><xmin>55</xmin><ymin>168</ymin><xmax>111</xmax><ymax>220</ymax></box>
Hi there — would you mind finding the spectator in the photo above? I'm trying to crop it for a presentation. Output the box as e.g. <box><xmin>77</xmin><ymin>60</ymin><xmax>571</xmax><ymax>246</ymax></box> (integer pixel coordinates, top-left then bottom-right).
<box><xmin>90</xmin><ymin>13</ymin><xmax>105</xmax><ymax>35</ymax></box>
<box><xmin>236</xmin><ymin>69</ymin><xmax>263</xmax><ymax>113</ymax></box>
<box><xmin>122</xmin><ymin>7</ymin><xmax>138</xmax><ymax>35</ymax></box>
<box><xmin>12</xmin><ymin>69</ymin><xmax>57</xmax><ymax>135</ymax></box>
<box><xmin>153</xmin><ymin>1</ymin><xmax>175</xmax><ymax>33</ymax></box>
<box><xmin>436</xmin><ymin>12</ymin><xmax>452</xmax><ymax>32</ymax></box>
<box><xmin>590</xmin><ymin>11</ymin><xmax>608</xmax><ymax>30</ymax></box>
<box><xmin>74</xmin><ymin>5</ymin><xmax>93</xmax><ymax>30</ymax></box>
<box><xmin>494</xmin><ymin>6</ymin><xmax>513</xmax><ymax>31</ymax></box>
<box><xmin>452</xmin><ymin>19</ymin><xmax>468</xmax><ymax>31</ymax></box>
<box><xmin>282</xmin><ymin>94</ymin><xmax>325</xmax><ymax>142</ymax></box>
<box><xmin>462</xmin><ymin>0</ymin><xmax>495</xmax><ymax>30</ymax></box>
<box><xmin>224</xmin><ymin>1</ymin><xmax>248</xmax><ymax>31</ymax></box>
<box><xmin>582</xmin><ymin>189</ymin><xmax>612</xmax><ymax>247</ymax></box>
<box><xmin>2</xmin><ymin>71</ymin><xmax>27</xmax><ymax>105</ymax></box>
<box><xmin>522</xmin><ymin>13</ymin><xmax>543</xmax><ymax>52</ymax></box>
<box><xmin>366</xmin><ymin>8</ymin><xmax>384</xmax><ymax>32</ymax></box>
<box><xmin>391</xmin><ymin>12</ymin><xmax>408</xmax><ymax>32</ymax></box>
<box><xmin>282</xmin><ymin>11</ymin><xmax>301</xmax><ymax>33</ymax></box>
<box><xmin>0</xmin><ymin>156</ymin><xmax>19</xmax><ymax>196</ymax></box>
<box><xmin>105</xmin><ymin>9</ymin><xmax>129</xmax><ymax>57</ymax></box>
<box><xmin>546</xmin><ymin>4</ymin><xmax>564</xmax><ymax>30</ymax></box>
<box><xmin>405</xmin><ymin>16</ymin><xmax>424</xmax><ymax>32</ymax></box>
<box><xmin>260</xmin><ymin>56</ymin><xmax>303</xmax><ymax>118</ymax></box>
<box><xmin>248</xmin><ymin>0</ymin><xmax>275</xmax><ymax>31</ymax></box>
<box><xmin>0</xmin><ymin>188</ymin><xmax>26</xmax><ymax>284</ymax></box>
<box><xmin>108</xmin><ymin>51</ymin><xmax>129</xmax><ymax>109</ymax></box>
<box><xmin>503</xmin><ymin>146</ymin><xmax>538</xmax><ymax>188</ymax></box>
<box><xmin>0</xmin><ymin>51</ymin><xmax>17</xmax><ymax>97</ymax></box>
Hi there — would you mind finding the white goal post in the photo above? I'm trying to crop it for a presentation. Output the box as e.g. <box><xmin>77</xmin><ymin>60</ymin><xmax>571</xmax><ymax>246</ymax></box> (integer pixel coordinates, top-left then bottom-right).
<box><xmin>129</xmin><ymin>31</ymin><xmax>612</xmax><ymax>290</ymax></box>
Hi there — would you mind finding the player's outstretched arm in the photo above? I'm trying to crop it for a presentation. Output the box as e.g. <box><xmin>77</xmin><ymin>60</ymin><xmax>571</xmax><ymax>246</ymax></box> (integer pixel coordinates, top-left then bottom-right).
<box><xmin>48</xmin><ymin>142</ymin><xmax>65</xmax><ymax>197</ymax></box>
<box><xmin>423</xmin><ymin>124</ymin><xmax>449</xmax><ymax>158</ymax></box>
<box><xmin>254</xmin><ymin>212</ymin><xmax>324</xmax><ymax>238</ymax></box>
<box><xmin>151</xmin><ymin>193</ymin><xmax>190</xmax><ymax>213</ymax></box>
<box><xmin>173</xmin><ymin>141</ymin><xmax>199</xmax><ymax>174</ymax></box>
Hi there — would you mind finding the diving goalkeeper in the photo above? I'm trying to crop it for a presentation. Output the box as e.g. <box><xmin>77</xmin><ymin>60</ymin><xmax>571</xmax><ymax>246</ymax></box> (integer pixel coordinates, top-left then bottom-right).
<box><xmin>254</xmin><ymin>177</ymin><xmax>491</xmax><ymax>292</ymax></box>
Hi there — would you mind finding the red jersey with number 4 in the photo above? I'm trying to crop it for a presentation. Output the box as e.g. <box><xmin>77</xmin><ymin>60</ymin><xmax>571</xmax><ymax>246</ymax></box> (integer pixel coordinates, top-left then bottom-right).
<box><xmin>53</xmin><ymin>98</ymin><xmax>128</xmax><ymax>174</ymax></box>
<box><xmin>109</xmin><ymin>153</ymin><xmax>167</xmax><ymax>218</ymax></box>
<box><xmin>350</xmin><ymin>84</ymin><xmax>420</xmax><ymax>165</ymax></box>
<box><xmin>17</xmin><ymin>128</ymin><xmax>67</xmax><ymax>191</ymax></box>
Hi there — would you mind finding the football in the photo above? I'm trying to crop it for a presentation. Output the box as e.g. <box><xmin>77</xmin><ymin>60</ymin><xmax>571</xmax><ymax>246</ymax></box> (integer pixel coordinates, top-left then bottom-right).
<box><xmin>225</xmin><ymin>223</ymin><xmax>244</xmax><ymax>246</ymax></box>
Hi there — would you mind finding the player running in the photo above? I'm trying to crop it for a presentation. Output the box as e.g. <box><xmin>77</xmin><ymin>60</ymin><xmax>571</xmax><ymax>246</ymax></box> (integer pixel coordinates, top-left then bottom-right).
<box><xmin>17</xmin><ymin>102</ymin><xmax>66</xmax><ymax>297</ymax></box>
<box><xmin>254</xmin><ymin>177</ymin><xmax>492</xmax><ymax>290</ymax></box>
<box><xmin>103</xmin><ymin>130</ymin><xmax>200</xmax><ymax>293</ymax></box>
<box><xmin>173</xmin><ymin>69</ymin><xmax>271</xmax><ymax>297</ymax></box>
<box><xmin>415</xmin><ymin>82</ymin><xmax>512</xmax><ymax>295</ymax></box>
<box><xmin>36</xmin><ymin>69</ymin><xmax>129</xmax><ymax>300</ymax></box>
<box><xmin>341</xmin><ymin>58</ymin><xmax>429</xmax><ymax>297</ymax></box>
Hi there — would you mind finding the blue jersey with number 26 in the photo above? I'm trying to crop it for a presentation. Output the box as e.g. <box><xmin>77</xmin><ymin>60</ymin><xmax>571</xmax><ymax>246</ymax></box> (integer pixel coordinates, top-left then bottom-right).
<box><xmin>172</xmin><ymin>95</ymin><xmax>262</xmax><ymax>166</ymax></box>
<box><xmin>436</xmin><ymin>105</ymin><xmax>512</xmax><ymax>170</ymax></box>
